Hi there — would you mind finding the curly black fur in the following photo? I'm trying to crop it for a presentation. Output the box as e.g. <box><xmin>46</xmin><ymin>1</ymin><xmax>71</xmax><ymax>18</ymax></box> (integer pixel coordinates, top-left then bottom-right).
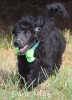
<box><xmin>12</xmin><ymin>3</ymin><xmax>67</xmax><ymax>89</ymax></box>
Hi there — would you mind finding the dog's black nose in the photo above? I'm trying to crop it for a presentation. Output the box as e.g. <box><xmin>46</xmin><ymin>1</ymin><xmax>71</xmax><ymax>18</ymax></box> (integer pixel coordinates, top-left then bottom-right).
<box><xmin>14</xmin><ymin>39</ymin><xmax>20</xmax><ymax>47</ymax></box>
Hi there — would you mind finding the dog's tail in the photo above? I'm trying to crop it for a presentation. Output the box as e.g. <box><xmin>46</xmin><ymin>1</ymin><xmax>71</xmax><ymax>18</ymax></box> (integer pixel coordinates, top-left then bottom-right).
<box><xmin>46</xmin><ymin>3</ymin><xmax>69</xmax><ymax>18</ymax></box>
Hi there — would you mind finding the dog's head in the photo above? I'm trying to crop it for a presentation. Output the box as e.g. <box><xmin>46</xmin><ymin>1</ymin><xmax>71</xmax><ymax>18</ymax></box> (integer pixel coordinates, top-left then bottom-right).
<box><xmin>12</xmin><ymin>16</ymin><xmax>44</xmax><ymax>54</ymax></box>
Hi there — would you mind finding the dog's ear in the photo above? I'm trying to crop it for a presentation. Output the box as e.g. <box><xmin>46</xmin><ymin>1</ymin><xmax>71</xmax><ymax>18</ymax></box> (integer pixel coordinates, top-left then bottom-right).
<box><xmin>33</xmin><ymin>16</ymin><xmax>44</xmax><ymax>41</ymax></box>
<box><xmin>12</xmin><ymin>22</ymin><xmax>20</xmax><ymax>35</ymax></box>
<box><xmin>33</xmin><ymin>27</ymin><xmax>41</xmax><ymax>41</ymax></box>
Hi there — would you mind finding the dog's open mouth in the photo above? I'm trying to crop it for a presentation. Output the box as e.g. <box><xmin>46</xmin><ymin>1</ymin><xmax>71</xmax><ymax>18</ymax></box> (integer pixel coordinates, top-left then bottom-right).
<box><xmin>19</xmin><ymin>45</ymin><xmax>29</xmax><ymax>55</ymax></box>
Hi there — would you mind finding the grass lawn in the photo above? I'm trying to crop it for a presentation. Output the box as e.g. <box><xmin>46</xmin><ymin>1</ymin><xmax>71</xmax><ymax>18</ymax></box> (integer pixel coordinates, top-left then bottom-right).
<box><xmin>0</xmin><ymin>29</ymin><xmax>72</xmax><ymax>100</ymax></box>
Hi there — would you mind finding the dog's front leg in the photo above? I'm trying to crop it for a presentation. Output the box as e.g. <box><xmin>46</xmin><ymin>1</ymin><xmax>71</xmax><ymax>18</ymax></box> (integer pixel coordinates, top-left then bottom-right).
<box><xmin>17</xmin><ymin>56</ymin><xmax>28</xmax><ymax>88</ymax></box>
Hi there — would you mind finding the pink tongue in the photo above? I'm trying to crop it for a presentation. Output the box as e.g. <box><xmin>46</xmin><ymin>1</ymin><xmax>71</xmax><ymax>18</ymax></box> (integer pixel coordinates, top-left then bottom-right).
<box><xmin>19</xmin><ymin>45</ymin><xmax>28</xmax><ymax>52</ymax></box>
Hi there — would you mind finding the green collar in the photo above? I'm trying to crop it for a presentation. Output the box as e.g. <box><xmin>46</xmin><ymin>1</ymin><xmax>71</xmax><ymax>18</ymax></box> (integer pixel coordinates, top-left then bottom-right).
<box><xmin>15</xmin><ymin>41</ymin><xmax>40</xmax><ymax>63</ymax></box>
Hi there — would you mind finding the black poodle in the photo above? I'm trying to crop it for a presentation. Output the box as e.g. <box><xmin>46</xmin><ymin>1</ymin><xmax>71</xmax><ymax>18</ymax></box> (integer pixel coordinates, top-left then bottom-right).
<box><xmin>12</xmin><ymin>3</ymin><xmax>68</xmax><ymax>89</ymax></box>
